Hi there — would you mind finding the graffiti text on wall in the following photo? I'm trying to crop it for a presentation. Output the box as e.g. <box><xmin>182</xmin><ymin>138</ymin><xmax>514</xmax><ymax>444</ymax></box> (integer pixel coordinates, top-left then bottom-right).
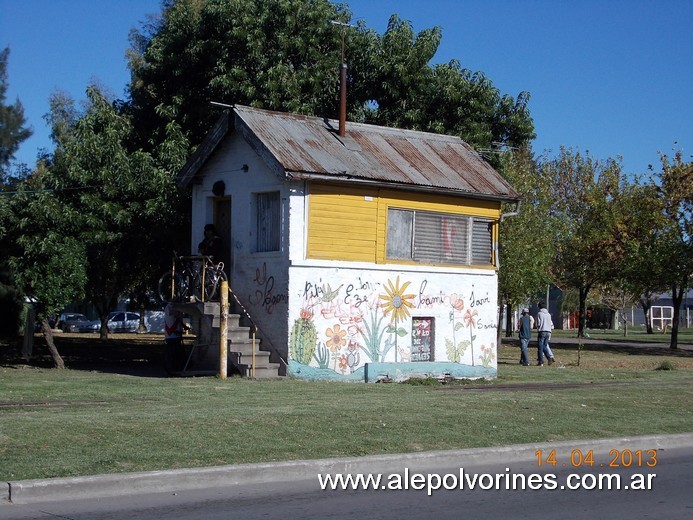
<box><xmin>250</xmin><ymin>262</ymin><xmax>287</xmax><ymax>314</ymax></box>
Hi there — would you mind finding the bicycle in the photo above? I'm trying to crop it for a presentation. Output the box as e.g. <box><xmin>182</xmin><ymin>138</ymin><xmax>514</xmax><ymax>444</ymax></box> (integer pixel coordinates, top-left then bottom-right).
<box><xmin>158</xmin><ymin>252</ymin><xmax>228</xmax><ymax>303</ymax></box>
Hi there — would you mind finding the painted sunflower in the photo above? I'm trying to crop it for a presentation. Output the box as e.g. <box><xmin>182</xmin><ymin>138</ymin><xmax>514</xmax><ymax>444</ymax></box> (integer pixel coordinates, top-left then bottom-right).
<box><xmin>379</xmin><ymin>276</ymin><xmax>416</xmax><ymax>324</ymax></box>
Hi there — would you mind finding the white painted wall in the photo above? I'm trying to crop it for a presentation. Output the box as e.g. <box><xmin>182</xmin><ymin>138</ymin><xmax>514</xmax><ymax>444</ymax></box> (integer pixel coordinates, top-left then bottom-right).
<box><xmin>287</xmin><ymin>261</ymin><xmax>499</xmax><ymax>377</ymax></box>
<box><xmin>190</xmin><ymin>134</ymin><xmax>291</xmax><ymax>362</ymax></box>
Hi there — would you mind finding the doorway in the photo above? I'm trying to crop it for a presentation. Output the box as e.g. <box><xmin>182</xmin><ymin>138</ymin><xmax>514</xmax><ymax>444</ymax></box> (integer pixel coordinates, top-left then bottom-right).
<box><xmin>214</xmin><ymin>197</ymin><xmax>231</xmax><ymax>279</ymax></box>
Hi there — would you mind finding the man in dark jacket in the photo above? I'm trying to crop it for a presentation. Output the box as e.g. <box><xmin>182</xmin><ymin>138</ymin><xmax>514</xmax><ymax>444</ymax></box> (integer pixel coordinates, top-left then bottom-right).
<box><xmin>517</xmin><ymin>308</ymin><xmax>532</xmax><ymax>366</ymax></box>
<box><xmin>197</xmin><ymin>224</ymin><xmax>222</xmax><ymax>261</ymax></box>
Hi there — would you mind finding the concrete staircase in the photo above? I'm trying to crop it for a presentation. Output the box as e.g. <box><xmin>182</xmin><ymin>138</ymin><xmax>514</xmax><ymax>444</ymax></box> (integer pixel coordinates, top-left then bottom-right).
<box><xmin>174</xmin><ymin>301</ymin><xmax>281</xmax><ymax>378</ymax></box>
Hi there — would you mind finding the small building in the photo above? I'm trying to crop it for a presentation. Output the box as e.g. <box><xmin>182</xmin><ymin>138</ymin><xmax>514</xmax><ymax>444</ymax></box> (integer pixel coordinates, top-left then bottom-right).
<box><xmin>177</xmin><ymin>105</ymin><xmax>520</xmax><ymax>381</ymax></box>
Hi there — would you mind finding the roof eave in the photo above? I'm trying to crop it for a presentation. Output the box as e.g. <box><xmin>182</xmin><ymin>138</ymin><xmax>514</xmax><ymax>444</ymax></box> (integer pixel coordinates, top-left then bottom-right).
<box><xmin>176</xmin><ymin>110</ymin><xmax>232</xmax><ymax>189</ymax></box>
<box><xmin>286</xmin><ymin>170</ymin><xmax>521</xmax><ymax>203</ymax></box>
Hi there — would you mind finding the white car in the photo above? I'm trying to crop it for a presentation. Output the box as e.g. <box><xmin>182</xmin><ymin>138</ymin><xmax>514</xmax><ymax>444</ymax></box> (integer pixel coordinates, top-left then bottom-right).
<box><xmin>82</xmin><ymin>312</ymin><xmax>143</xmax><ymax>333</ymax></box>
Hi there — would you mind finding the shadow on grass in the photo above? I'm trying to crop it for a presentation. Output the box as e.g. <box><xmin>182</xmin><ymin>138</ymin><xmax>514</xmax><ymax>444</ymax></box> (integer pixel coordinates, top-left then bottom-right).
<box><xmin>553</xmin><ymin>343</ymin><xmax>693</xmax><ymax>358</ymax></box>
<box><xmin>502</xmin><ymin>337</ymin><xmax>693</xmax><ymax>359</ymax></box>
<box><xmin>0</xmin><ymin>334</ymin><xmax>170</xmax><ymax>378</ymax></box>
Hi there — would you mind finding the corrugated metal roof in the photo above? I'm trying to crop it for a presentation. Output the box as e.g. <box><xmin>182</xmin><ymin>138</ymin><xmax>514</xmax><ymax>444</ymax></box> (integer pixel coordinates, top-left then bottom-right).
<box><xmin>179</xmin><ymin>105</ymin><xmax>520</xmax><ymax>201</ymax></box>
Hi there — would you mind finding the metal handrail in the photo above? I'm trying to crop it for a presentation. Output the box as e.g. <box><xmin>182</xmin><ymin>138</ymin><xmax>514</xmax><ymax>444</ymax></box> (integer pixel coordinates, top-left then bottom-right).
<box><xmin>169</xmin><ymin>253</ymin><xmax>218</xmax><ymax>303</ymax></box>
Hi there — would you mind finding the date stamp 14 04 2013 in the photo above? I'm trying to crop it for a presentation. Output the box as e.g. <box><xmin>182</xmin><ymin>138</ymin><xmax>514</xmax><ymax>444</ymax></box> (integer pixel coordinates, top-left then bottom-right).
<box><xmin>535</xmin><ymin>449</ymin><xmax>658</xmax><ymax>468</ymax></box>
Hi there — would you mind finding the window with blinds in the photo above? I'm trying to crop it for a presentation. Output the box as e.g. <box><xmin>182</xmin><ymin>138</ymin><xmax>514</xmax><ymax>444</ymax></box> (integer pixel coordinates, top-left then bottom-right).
<box><xmin>256</xmin><ymin>191</ymin><xmax>281</xmax><ymax>252</ymax></box>
<box><xmin>387</xmin><ymin>208</ymin><xmax>493</xmax><ymax>266</ymax></box>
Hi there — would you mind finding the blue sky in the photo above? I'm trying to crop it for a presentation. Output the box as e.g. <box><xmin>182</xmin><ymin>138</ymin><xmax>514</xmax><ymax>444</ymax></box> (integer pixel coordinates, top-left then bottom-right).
<box><xmin>2</xmin><ymin>0</ymin><xmax>691</xmax><ymax>175</ymax></box>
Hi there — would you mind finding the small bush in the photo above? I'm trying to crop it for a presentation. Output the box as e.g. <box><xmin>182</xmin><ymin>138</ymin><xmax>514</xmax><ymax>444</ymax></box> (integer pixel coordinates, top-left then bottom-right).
<box><xmin>401</xmin><ymin>377</ymin><xmax>441</xmax><ymax>386</ymax></box>
<box><xmin>655</xmin><ymin>360</ymin><xmax>675</xmax><ymax>371</ymax></box>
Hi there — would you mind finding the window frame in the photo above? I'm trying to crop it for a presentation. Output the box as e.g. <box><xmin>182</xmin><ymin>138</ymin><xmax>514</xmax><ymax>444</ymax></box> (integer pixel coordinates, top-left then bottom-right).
<box><xmin>255</xmin><ymin>191</ymin><xmax>282</xmax><ymax>253</ymax></box>
<box><xmin>386</xmin><ymin>207</ymin><xmax>494</xmax><ymax>267</ymax></box>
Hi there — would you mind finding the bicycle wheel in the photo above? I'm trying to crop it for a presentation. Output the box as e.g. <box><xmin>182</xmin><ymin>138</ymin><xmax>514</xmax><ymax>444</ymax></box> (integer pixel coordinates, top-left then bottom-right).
<box><xmin>203</xmin><ymin>268</ymin><xmax>228</xmax><ymax>301</ymax></box>
<box><xmin>158</xmin><ymin>271</ymin><xmax>189</xmax><ymax>302</ymax></box>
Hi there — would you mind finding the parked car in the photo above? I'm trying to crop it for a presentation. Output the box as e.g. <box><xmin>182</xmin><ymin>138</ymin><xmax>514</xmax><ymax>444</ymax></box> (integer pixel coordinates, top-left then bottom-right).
<box><xmin>58</xmin><ymin>313</ymin><xmax>91</xmax><ymax>333</ymax></box>
<box><xmin>81</xmin><ymin>311</ymin><xmax>143</xmax><ymax>333</ymax></box>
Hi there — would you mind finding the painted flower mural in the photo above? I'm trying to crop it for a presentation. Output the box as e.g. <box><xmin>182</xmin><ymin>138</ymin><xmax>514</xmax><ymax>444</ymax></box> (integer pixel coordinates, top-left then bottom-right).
<box><xmin>479</xmin><ymin>343</ymin><xmax>496</xmax><ymax>368</ymax></box>
<box><xmin>379</xmin><ymin>276</ymin><xmax>416</xmax><ymax>362</ymax></box>
<box><xmin>288</xmin><ymin>270</ymin><xmax>498</xmax><ymax>380</ymax></box>
<box><xmin>464</xmin><ymin>308</ymin><xmax>478</xmax><ymax>365</ymax></box>
<box><xmin>289</xmin><ymin>307</ymin><xmax>317</xmax><ymax>365</ymax></box>
<box><xmin>449</xmin><ymin>293</ymin><xmax>465</xmax><ymax>311</ymax></box>
<box><xmin>326</xmin><ymin>324</ymin><xmax>347</xmax><ymax>352</ymax></box>
<box><xmin>379</xmin><ymin>276</ymin><xmax>416</xmax><ymax>323</ymax></box>
<box><xmin>446</xmin><ymin>293</ymin><xmax>470</xmax><ymax>363</ymax></box>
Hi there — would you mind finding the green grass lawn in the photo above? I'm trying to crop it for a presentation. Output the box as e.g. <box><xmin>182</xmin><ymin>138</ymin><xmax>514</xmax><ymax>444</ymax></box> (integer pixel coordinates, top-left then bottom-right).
<box><xmin>549</xmin><ymin>327</ymin><xmax>693</xmax><ymax>344</ymax></box>
<box><xmin>1</xmin><ymin>333</ymin><xmax>692</xmax><ymax>481</ymax></box>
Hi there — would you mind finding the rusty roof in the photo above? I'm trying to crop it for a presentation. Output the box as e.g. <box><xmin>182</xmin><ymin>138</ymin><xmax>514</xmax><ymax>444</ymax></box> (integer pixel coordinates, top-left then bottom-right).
<box><xmin>178</xmin><ymin>105</ymin><xmax>520</xmax><ymax>201</ymax></box>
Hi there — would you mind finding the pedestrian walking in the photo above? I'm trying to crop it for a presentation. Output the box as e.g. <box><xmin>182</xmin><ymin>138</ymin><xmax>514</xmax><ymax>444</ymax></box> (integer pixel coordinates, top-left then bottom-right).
<box><xmin>517</xmin><ymin>309</ymin><xmax>532</xmax><ymax>366</ymax></box>
<box><xmin>536</xmin><ymin>302</ymin><xmax>555</xmax><ymax>366</ymax></box>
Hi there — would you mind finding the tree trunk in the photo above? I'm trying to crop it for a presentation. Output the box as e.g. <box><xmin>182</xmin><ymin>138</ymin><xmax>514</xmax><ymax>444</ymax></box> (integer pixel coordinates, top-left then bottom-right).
<box><xmin>137</xmin><ymin>303</ymin><xmax>148</xmax><ymax>333</ymax></box>
<box><xmin>623</xmin><ymin>314</ymin><xmax>628</xmax><ymax>337</ymax></box>
<box><xmin>577</xmin><ymin>285</ymin><xmax>590</xmax><ymax>338</ymax></box>
<box><xmin>99</xmin><ymin>313</ymin><xmax>109</xmax><ymax>341</ymax></box>
<box><xmin>640</xmin><ymin>298</ymin><xmax>654</xmax><ymax>334</ymax></box>
<box><xmin>41</xmin><ymin>318</ymin><xmax>65</xmax><ymax>369</ymax></box>
<box><xmin>670</xmin><ymin>284</ymin><xmax>683</xmax><ymax>350</ymax></box>
<box><xmin>505</xmin><ymin>303</ymin><xmax>514</xmax><ymax>337</ymax></box>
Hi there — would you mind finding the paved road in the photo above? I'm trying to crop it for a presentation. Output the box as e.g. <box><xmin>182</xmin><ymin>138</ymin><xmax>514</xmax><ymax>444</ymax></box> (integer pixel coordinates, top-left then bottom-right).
<box><xmin>3</xmin><ymin>435</ymin><xmax>691</xmax><ymax>519</ymax></box>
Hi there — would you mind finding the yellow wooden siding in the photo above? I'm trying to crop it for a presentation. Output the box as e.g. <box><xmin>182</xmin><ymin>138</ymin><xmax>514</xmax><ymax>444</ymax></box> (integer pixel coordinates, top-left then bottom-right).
<box><xmin>307</xmin><ymin>183</ymin><xmax>501</xmax><ymax>267</ymax></box>
<box><xmin>307</xmin><ymin>184</ymin><xmax>378</xmax><ymax>262</ymax></box>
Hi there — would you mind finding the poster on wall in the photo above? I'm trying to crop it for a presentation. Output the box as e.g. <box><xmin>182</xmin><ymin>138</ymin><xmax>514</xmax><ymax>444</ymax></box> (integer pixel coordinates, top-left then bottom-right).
<box><xmin>411</xmin><ymin>317</ymin><xmax>434</xmax><ymax>362</ymax></box>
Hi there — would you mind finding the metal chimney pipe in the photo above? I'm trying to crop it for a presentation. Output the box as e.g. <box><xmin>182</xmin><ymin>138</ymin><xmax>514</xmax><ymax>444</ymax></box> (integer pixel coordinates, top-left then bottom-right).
<box><xmin>339</xmin><ymin>63</ymin><xmax>347</xmax><ymax>137</ymax></box>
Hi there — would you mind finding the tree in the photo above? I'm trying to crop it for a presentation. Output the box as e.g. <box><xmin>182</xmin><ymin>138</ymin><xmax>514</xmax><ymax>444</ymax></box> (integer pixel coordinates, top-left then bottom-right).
<box><xmin>348</xmin><ymin>15</ymin><xmax>535</xmax><ymax>160</ymax></box>
<box><xmin>542</xmin><ymin>148</ymin><xmax>628</xmax><ymax>337</ymax></box>
<box><xmin>0</xmin><ymin>47</ymin><xmax>34</xmax><ymax>336</ymax></box>
<box><xmin>7</xmin><ymin>168</ymin><xmax>88</xmax><ymax>367</ymax></box>
<box><xmin>595</xmin><ymin>283</ymin><xmax>640</xmax><ymax>336</ymax></box>
<box><xmin>126</xmin><ymin>0</ymin><xmax>349</xmax><ymax>151</ymax></box>
<box><xmin>497</xmin><ymin>147</ymin><xmax>554</xmax><ymax>338</ymax></box>
<box><xmin>609</xmin><ymin>180</ymin><xmax>669</xmax><ymax>334</ymax></box>
<box><xmin>46</xmin><ymin>86</ymin><xmax>186</xmax><ymax>339</ymax></box>
<box><xmin>125</xmin><ymin>1</ymin><xmax>535</xmax><ymax>159</ymax></box>
<box><xmin>0</xmin><ymin>47</ymin><xmax>33</xmax><ymax>184</ymax></box>
<box><xmin>651</xmin><ymin>151</ymin><xmax>692</xmax><ymax>349</ymax></box>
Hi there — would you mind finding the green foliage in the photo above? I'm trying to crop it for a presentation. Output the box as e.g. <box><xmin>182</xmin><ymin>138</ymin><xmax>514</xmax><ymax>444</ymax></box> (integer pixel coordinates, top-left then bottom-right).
<box><xmin>47</xmin><ymin>87</ymin><xmax>185</xmax><ymax>327</ymax></box>
<box><xmin>5</xmin><ymin>86</ymin><xmax>185</xmax><ymax>342</ymax></box>
<box><xmin>8</xmin><ymin>186</ymin><xmax>88</xmax><ymax>321</ymax></box>
<box><xmin>126</xmin><ymin>0</ymin><xmax>535</xmax><ymax>157</ymax></box>
<box><xmin>127</xmin><ymin>0</ymin><xmax>349</xmax><ymax>148</ymax></box>
<box><xmin>655</xmin><ymin>360</ymin><xmax>675</xmax><ymax>371</ymax></box>
<box><xmin>0</xmin><ymin>47</ymin><xmax>33</xmax><ymax>181</ymax></box>
<box><xmin>540</xmin><ymin>148</ymin><xmax>629</xmax><ymax>336</ymax></box>
<box><xmin>650</xmin><ymin>151</ymin><xmax>693</xmax><ymax>348</ymax></box>
<box><xmin>498</xmin><ymin>148</ymin><xmax>554</xmax><ymax>309</ymax></box>
<box><xmin>400</xmin><ymin>377</ymin><xmax>440</xmax><ymax>386</ymax></box>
